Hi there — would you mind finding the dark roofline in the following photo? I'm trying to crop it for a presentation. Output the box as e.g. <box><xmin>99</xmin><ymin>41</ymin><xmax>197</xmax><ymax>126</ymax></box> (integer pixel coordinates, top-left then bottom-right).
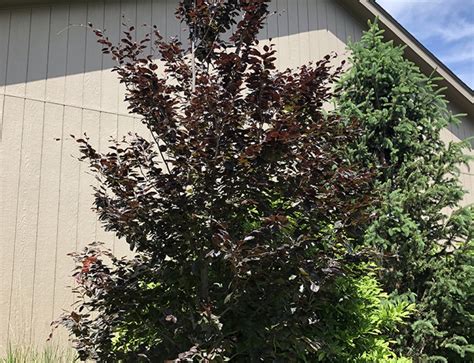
<box><xmin>337</xmin><ymin>0</ymin><xmax>473</xmax><ymax>118</ymax></box>
<box><xmin>370</xmin><ymin>0</ymin><xmax>473</xmax><ymax>94</ymax></box>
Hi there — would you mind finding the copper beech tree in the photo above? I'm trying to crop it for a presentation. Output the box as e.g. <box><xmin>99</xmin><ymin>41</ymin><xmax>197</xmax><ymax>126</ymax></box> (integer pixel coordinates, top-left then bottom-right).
<box><xmin>53</xmin><ymin>1</ymin><xmax>403</xmax><ymax>361</ymax></box>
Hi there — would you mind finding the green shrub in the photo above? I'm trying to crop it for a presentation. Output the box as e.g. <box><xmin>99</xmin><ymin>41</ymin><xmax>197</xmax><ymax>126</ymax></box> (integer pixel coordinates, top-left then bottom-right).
<box><xmin>314</xmin><ymin>264</ymin><xmax>415</xmax><ymax>362</ymax></box>
<box><xmin>335</xmin><ymin>21</ymin><xmax>474</xmax><ymax>361</ymax></box>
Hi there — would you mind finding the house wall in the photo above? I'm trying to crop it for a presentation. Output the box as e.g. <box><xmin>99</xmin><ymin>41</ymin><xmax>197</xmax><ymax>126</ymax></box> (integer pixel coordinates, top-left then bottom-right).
<box><xmin>0</xmin><ymin>0</ymin><xmax>471</xmax><ymax>351</ymax></box>
<box><xmin>444</xmin><ymin>110</ymin><xmax>474</xmax><ymax>205</ymax></box>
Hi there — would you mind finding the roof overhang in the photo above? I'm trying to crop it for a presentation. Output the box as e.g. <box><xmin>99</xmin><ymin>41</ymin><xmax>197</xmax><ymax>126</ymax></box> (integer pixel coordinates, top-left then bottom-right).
<box><xmin>337</xmin><ymin>0</ymin><xmax>473</xmax><ymax>118</ymax></box>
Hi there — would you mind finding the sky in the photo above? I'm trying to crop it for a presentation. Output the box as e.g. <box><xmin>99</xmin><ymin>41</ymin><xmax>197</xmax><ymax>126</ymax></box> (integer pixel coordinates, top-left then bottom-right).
<box><xmin>377</xmin><ymin>0</ymin><xmax>474</xmax><ymax>89</ymax></box>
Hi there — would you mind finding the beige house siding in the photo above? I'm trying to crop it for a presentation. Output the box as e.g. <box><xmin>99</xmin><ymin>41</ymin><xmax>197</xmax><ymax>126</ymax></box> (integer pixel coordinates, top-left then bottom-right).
<box><xmin>0</xmin><ymin>0</ymin><xmax>472</xmax><ymax>351</ymax></box>
<box><xmin>444</xmin><ymin>109</ymin><xmax>474</xmax><ymax>206</ymax></box>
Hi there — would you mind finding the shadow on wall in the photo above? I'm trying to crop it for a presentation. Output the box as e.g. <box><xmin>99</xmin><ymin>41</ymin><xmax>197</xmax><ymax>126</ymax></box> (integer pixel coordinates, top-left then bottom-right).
<box><xmin>0</xmin><ymin>0</ymin><xmax>362</xmax><ymax>91</ymax></box>
<box><xmin>0</xmin><ymin>0</ymin><xmax>365</xmax><ymax>349</ymax></box>
<box><xmin>0</xmin><ymin>0</ymin><xmax>472</xmax><ymax>351</ymax></box>
<box><xmin>445</xmin><ymin>102</ymin><xmax>474</xmax><ymax>146</ymax></box>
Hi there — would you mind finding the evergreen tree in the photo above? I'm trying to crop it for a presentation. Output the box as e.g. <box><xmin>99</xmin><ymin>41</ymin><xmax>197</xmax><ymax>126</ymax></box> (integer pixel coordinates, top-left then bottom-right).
<box><xmin>336</xmin><ymin>22</ymin><xmax>474</xmax><ymax>362</ymax></box>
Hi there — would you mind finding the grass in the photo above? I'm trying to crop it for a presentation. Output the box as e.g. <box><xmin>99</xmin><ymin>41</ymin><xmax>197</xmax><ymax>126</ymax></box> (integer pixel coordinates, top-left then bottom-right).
<box><xmin>0</xmin><ymin>345</ymin><xmax>77</xmax><ymax>363</ymax></box>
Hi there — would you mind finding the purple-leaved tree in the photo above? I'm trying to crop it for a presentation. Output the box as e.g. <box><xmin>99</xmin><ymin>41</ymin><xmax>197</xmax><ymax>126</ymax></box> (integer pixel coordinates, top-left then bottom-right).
<box><xmin>54</xmin><ymin>1</ymin><xmax>385</xmax><ymax>361</ymax></box>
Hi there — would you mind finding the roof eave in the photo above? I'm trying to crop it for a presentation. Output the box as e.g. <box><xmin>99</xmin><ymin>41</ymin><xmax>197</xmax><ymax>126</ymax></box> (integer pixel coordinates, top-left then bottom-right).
<box><xmin>337</xmin><ymin>0</ymin><xmax>473</xmax><ymax>118</ymax></box>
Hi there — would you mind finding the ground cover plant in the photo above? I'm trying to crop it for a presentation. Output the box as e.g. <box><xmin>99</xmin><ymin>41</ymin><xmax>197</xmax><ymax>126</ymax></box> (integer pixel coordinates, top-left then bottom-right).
<box><xmin>336</xmin><ymin>22</ymin><xmax>474</xmax><ymax>362</ymax></box>
<box><xmin>55</xmin><ymin>1</ymin><xmax>413</xmax><ymax>361</ymax></box>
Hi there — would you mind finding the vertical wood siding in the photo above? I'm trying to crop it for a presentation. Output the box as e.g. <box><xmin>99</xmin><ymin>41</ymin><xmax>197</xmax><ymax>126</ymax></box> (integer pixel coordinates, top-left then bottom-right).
<box><xmin>0</xmin><ymin>0</ymin><xmax>472</xmax><ymax>350</ymax></box>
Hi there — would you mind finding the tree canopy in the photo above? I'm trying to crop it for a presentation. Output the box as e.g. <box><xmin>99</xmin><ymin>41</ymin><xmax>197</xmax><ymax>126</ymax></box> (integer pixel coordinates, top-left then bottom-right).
<box><xmin>52</xmin><ymin>3</ymin><xmax>474</xmax><ymax>362</ymax></box>
<box><xmin>55</xmin><ymin>2</ymin><xmax>414</xmax><ymax>362</ymax></box>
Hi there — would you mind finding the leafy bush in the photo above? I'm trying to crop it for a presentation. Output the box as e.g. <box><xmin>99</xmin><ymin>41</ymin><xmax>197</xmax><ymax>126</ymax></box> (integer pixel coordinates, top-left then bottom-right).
<box><xmin>60</xmin><ymin>244</ymin><xmax>413</xmax><ymax>361</ymax></box>
<box><xmin>55</xmin><ymin>2</ymin><xmax>413</xmax><ymax>361</ymax></box>
<box><xmin>311</xmin><ymin>264</ymin><xmax>415</xmax><ymax>362</ymax></box>
<box><xmin>336</xmin><ymin>21</ymin><xmax>474</xmax><ymax>361</ymax></box>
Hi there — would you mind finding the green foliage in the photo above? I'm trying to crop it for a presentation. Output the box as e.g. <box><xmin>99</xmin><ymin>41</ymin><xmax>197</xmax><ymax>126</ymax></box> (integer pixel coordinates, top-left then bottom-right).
<box><xmin>314</xmin><ymin>264</ymin><xmax>415</xmax><ymax>362</ymax></box>
<box><xmin>336</xmin><ymin>20</ymin><xmax>474</xmax><ymax>361</ymax></box>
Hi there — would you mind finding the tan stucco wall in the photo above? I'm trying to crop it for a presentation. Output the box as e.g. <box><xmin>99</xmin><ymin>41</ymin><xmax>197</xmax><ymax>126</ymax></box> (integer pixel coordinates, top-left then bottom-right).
<box><xmin>0</xmin><ymin>0</ymin><xmax>472</xmax><ymax>352</ymax></box>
